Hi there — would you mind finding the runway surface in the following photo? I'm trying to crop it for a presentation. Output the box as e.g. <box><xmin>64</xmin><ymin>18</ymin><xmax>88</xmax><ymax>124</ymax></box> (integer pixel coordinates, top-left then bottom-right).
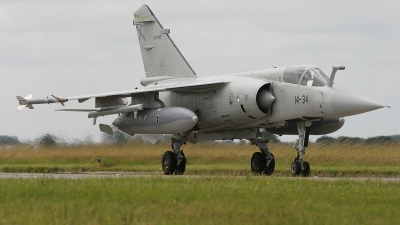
<box><xmin>1</xmin><ymin>172</ymin><xmax>399</xmax><ymax>182</ymax></box>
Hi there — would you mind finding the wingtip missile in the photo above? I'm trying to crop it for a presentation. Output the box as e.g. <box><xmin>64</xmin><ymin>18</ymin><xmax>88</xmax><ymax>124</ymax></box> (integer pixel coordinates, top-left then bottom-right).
<box><xmin>16</xmin><ymin>94</ymin><xmax>68</xmax><ymax>110</ymax></box>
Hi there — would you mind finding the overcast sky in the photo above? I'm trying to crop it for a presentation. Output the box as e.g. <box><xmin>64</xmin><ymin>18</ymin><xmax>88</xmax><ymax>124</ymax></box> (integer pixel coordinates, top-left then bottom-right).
<box><xmin>1</xmin><ymin>0</ymin><xmax>399</xmax><ymax>142</ymax></box>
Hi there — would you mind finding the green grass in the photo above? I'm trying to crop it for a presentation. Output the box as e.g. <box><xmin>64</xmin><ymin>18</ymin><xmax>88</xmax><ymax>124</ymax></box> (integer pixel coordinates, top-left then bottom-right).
<box><xmin>1</xmin><ymin>143</ymin><xmax>399</xmax><ymax>224</ymax></box>
<box><xmin>0</xmin><ymin>177</ymin><xmax>399</xmax><ymax>224</ymax></box>
<box><xmin>1</xmin><ymin>142</ymin><xmax>400</xmax><ymax>176</ymax></box>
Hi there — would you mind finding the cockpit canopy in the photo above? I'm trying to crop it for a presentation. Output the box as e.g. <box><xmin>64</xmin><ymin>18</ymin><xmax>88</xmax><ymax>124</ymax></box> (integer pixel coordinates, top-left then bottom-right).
<box><xmin>282</xmin><ymin>66</ymin><xmax>330</xmax><ymax>87</ymax></box>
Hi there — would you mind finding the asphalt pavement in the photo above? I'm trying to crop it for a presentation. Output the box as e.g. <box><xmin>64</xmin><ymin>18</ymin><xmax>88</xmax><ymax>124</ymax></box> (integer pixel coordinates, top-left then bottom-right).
<box><xmin>1</xmin><ymin>172</ymin><xmax>399</xmax><ymax>182</ymax></box>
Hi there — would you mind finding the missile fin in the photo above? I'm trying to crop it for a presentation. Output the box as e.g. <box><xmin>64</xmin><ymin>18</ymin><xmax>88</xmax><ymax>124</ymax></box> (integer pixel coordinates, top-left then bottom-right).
<box><xmin>16</xmin><ymin>96</ymin><xmax>26</xmax><ymax>101</ymax></box>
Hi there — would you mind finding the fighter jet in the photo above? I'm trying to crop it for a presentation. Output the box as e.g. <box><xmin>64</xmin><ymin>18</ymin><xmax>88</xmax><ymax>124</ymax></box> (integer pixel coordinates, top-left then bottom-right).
<box><xmin>16</xmin><ymin>5</ymin><xmax>388</xmax><ymax>177</ymax></box>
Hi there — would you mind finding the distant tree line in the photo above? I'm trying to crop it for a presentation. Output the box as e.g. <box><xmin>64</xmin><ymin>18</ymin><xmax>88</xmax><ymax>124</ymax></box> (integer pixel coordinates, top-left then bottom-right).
<box><xmin>0</xmin><ymin>134</ymin><xmax>58</xmax><ymax>147</ymax></box>
<box><xmin>0</xmin><ymin>132</ymin><xmax>172</xmax><ymax>147</ymax></box>
<box><xmin>315</xmin><ymin>135</ymin><xmax>399</xmax><ymax>145</ymax></box>
<box><xmin>1</xmin><ymin>133</ymin><xmax>399</xmax><ymax>147</ymax></box>
<box><xmin>0</xmin><ymin>135</ymin><xmax>20</xmax><ymax>145</ymax></box>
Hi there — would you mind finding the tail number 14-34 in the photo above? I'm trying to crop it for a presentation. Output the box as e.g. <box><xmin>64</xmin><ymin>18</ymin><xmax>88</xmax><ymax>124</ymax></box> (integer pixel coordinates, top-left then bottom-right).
<box><xmin>295</xmin><ymin>95</ymin><xmax>308</xmax><ymax>104</ymax></box>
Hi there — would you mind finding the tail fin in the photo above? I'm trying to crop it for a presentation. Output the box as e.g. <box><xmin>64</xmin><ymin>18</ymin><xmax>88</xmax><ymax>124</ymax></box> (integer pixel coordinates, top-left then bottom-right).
<box><xmin>16</xmin><ymin>94</ymin><xmax>33</xmax><ymax>110</ymax></box>
<box><xmin>133</xmin><ymin>5</ymin><xmax>196</xmax><ymax>78</ymax></box>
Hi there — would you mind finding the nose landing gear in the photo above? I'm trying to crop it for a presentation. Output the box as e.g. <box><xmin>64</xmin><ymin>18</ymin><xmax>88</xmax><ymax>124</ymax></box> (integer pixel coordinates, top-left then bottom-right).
<box><xmin>291</xmin><ymin>121</ymin><xmax>311</xmax><ymax>177</ymax></box>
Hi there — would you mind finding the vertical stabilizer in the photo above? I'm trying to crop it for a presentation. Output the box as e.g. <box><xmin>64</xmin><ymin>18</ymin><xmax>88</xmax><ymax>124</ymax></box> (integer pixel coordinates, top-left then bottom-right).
<box><xmin>133</xmin><ymin>5</ymin><xmax>196</xmax><ymax>78</ymax></box>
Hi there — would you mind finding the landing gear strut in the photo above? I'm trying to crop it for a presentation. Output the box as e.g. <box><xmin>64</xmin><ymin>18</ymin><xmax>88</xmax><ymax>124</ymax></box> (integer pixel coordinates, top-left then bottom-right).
<box><xmin>162</xmin><ymin>137</ymin><xmax>187</xmax><ymax>175</ymax></box>
<box><xmin>250</xmin><ymin>138</ymin><xmax>275</xmax><ymax>176</ymax></box>
<box><xmin>162</xmin><ymin>129</ymin><xmax>195</xmax><ymax>175</ymax></box>
<box><xmin>291</xmin><ymin>121</ymin><xmax>311</xmax><ymax>177</ymax></box>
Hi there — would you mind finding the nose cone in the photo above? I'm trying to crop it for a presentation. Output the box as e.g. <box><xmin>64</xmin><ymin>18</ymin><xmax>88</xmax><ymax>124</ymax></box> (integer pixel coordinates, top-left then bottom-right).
<box><xmin>331</xmin><ymin>89</ymin><xmax>384</xmax><ymax>117</ymax></box>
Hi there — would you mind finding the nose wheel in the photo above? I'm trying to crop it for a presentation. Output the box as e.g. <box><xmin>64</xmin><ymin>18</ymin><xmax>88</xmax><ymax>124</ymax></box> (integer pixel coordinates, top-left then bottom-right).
<box><xmin>291</xmin><ymin>161</ymin><xmax>300</xmax><ymax>176</ymax></box>
<box><xmin>301</xmin><ymin>161</ymin><xmax>310</xmax><ymax>177</ymax></box>
<box><xmin>291</xmin><ymin>121</ymin><xmax>312</xmax><ymax>177</ymax></box>
<box><xmin>291</xmin><ymin>160</ymin><xmax>310</xmax><ymax>177</ymax></box>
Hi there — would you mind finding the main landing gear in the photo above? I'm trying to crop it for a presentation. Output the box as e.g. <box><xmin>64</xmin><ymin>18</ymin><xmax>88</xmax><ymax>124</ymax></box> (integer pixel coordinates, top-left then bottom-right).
<box><xmin>162</xmin><ymin>137</ymin><xmax>187</xmax><ymax>175</ymax></box>
<box><xmin>161</xmin><ymin>128</ymin><xmax>196</xmax><ymax>175</ymax></box>
<box><xmin>250</xmin><ymin>138</ymin><xmax>275</xmax><ymax>176</ymax></box>
<box><xmin>291</xmin><ymin>121</ymin><xmax>311</xmax><ymax>177</ymax></box>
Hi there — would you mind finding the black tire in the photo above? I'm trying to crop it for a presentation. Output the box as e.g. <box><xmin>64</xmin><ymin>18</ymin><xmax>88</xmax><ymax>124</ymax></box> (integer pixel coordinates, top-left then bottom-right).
<box><xmin>301</xmin><ymin>161</ymin><xmax>311</xmax><ymax>177</ymax></box>
<box><xmin>175</xmin><ymin>153</ymin><xmax>186</xmax><ymax>175</ymax></box>
<box><xmin>291</xmin><ymin>161</ymin><xmax>301</xmax><ymax>176</ymax></box>
<box><xmin>263</xmin><ymin>153</ymin><xmax>275</xmax><ymax>176</ymax></box>
<box><xmin>251</xmin><ymin>152</ymin><xmax>266</xmax><ymax>175</ymax></box>
<box><xmin>162</xmin><ymin>151</ymin><xmax>176</xmax><ymax>175</ymax></box>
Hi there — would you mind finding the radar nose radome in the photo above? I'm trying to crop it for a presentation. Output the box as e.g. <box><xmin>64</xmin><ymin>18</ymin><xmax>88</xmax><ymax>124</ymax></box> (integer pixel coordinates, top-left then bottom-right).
<box><xmin>331</xmin><ymin>89</ymin><xmax>384</xmax><ymax>117</ymax></box>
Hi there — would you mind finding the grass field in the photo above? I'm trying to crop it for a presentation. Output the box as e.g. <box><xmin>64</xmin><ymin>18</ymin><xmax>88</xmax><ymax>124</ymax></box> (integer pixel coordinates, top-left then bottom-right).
<box><xmin>1</xmin><ymin>142</ymin><xmax>399</xmax><ymax>224</ymax></box>
<box><xmin>0</xmin><ymin>176</ymin><xmax>399</xmax><ymax>224</ymax></box>
<box><xmin>1</xmin><ymin>142</ymin><xmax>399</xmax><ymax>176</ymax></box>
